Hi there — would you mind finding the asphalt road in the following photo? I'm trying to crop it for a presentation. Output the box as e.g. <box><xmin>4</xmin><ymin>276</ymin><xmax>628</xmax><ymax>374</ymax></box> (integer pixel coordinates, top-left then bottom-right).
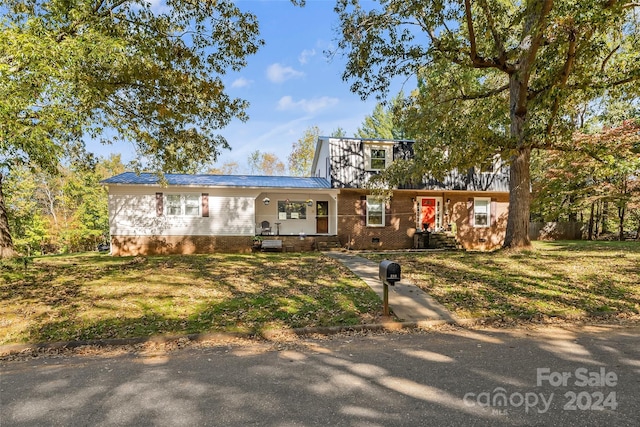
<box><xmin>1</xmin><ymin>323</ymin><xmax>639</xmax><ymax>426</ymax></box>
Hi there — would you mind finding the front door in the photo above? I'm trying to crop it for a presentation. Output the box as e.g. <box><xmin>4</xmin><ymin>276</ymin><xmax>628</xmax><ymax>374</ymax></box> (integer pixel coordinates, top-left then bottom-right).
<box><xmin>419</xmin><ymin>197</ymin><xmax>442</xmax><ymax>231</ymax></box>
<box><xmin>316</xmin><ymin>201</ymin><xmax>329</xmax><ymax>234</ymax></box>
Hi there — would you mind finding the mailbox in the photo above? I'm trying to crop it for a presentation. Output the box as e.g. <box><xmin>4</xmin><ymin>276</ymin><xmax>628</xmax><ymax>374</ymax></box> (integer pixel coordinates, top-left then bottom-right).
<box><xmin>379</xmin><ymin>260</ymin><xmax>401</xmax><ymax>286</ymax></box>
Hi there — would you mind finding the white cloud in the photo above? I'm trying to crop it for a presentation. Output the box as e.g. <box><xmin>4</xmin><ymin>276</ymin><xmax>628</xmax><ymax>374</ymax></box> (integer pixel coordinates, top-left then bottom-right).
<box><xmin>298</xmin><ymin>49</ymin><xmax>316</xmax><ymax>65</ymax></box>
<box><xmin>277</xmin><ymin>96</ymin><xmax>339</xmax><ymax>114</ymax></box>
<box><xmin>266</xmin><ymin>63</ymin><xmax>305</xmax><ymax>83</ymax></box>
<box><xmin>231</xmin><ymin>77</ymin><xmax>253</xmax><ymax>88</ymax></box>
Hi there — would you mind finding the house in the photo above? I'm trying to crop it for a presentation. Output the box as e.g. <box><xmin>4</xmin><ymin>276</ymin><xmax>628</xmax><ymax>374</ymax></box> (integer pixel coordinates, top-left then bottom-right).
<box><xmin>101</xmin><ymin>137</ymin><xmax>509</xmax><ymax>255</ymax></box>
<box><xmin>310</xmin><ymin>137</ymin><xmax>510</xmax><ymax>251</ymax></box>
<box><xmin>101</xmin><ymin>173</ymin><xmax>339</xmax><ymax>255</ymax></box>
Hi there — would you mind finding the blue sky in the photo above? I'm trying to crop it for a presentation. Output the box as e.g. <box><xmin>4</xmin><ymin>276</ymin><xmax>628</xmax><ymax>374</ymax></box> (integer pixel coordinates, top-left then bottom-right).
<box><xmin>93</xmin><ymin>0</ymin><xmax>414</xmax><ymax>173</ymax></box>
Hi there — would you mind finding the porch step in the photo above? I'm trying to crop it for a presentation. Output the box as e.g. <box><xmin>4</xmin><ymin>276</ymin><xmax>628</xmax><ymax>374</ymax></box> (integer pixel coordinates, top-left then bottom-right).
<box><xmin>316</xmin><ymin>236</ymin><xmax>343</xmax><ymax>251</ymax></box>
<box><xmin>428</xmin><ymin>232</ymin><xmax>460</xmax><ymax>250</ymax></box>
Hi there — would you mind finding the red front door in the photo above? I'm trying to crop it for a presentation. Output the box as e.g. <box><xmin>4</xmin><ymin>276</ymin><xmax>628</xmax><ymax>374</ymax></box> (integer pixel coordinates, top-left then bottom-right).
<box><xmin>421</xmin><ymin>198</ymin><xmax>436</xmax><ymax>230</ymax></box>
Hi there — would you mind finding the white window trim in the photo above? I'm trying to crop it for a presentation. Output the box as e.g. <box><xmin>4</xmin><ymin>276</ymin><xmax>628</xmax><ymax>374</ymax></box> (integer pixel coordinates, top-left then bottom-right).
<box><xmin>473</xmin><ymin>197</ymin><xmax>491</xmax><ymax>228</ymax></box>
<box><xmin>366</xmin><ymin>195</ymin><xmax>385</xmax><ymax>227</ymax></box>
<box><xmin>417</xmin><ymin>197</ymin><xmax>443</xmax><ymax>230</ymax></box>
<box><xmin>364</xmin><ymin>142</ymin><xmax>394</xmax><ymax>172</ymax></box>
<box><xmin>165</xmin><ymin>193</ymin><xmax>201</xmax><ymax>217</ymax></box>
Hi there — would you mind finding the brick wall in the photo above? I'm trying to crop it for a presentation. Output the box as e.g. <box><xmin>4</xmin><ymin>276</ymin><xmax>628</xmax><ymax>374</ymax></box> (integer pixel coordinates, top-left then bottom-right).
<box><xmin>336</xmin><ymin>189</ymin><xmax>509</xmax><ymax>251</ymax></box>
<box><xmin>110</xmin><ymin>235</ymin><xmax>318</xmax><ymax>256</ymax></box>
<box><xmin>337</xmin><ymin>190</ymin><xmax>416</xmax><ymax>250</ymax></box>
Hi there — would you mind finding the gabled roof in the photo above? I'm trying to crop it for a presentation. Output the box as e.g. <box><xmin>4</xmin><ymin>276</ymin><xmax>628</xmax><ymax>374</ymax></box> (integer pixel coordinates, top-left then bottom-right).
<box><xmin>101</xmin><ymin>172</ymin><xmax>331</xmax><ymax>189</ymax></box>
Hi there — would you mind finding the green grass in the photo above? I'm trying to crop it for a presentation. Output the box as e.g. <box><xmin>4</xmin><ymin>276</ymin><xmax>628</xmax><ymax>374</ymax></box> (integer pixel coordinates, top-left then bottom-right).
<box><xmin>364</xmin><ymin>241</ymin><xmax>640</xmax><ymax>319</ymax></box>
<box><xmin>3</xmin><ymin>241</ymin><xmax>638</xmax><ymax>345</ymax></box>
<box><xmin>0</xmin><ymin>253</ymin><xmax>381</xmax><ymax>345</ymax></box>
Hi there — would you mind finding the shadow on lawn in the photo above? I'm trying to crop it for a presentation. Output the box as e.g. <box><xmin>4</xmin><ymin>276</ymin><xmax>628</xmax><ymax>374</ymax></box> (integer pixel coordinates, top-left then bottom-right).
<box><xmin>4</xmin><ymin>253</ymin><xmax>382</xmax><ymax>344</ymax></box>
<box><xmin>371</xmin><ymin>242</ymin><xmax>640</xmax><ymax>318</ymax></box>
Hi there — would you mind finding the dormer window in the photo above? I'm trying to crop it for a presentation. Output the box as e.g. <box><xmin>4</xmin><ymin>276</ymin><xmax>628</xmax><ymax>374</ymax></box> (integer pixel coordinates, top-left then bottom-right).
<box><xmin>364</xmin><ymin>142</ymin><xmax>394</xmax><ymax>171</ymax></box>
<box><xmin>371</xmin><ymin>149</ymin><xmax>386</xmax><ymax>170</ymax></box>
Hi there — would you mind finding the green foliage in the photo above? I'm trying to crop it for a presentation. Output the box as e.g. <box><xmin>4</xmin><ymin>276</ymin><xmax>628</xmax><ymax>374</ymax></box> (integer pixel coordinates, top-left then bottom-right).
<box><xmin>356</xmin><ymin>92</ymin><xmax>409</xmax><ymax>140</ymax></box>
<box><xmin>4</xmin><ymin>155</ymin><xmax>124</xmax><ymax>254</ymax></box>
<box><xmin>1</xmin><ymin>0</ymin><xmax>264</xmax><ymax>174</ymax></box>
<box><xmin>288</xmin><ymin>126</ymin><xmax>320</xmax><ymax>177</ymax></box>
<box><xmin>532</xmin><ymin>119</ymin><xmax>640</xmax><ymax>239</ymax></box>
<box><xmin>334</xmin><ymin>0</ymin><xmax>640</xmax><ymax>247</ymax></box>
<box><xmin>330</xmin><ymin>127</ymin><xmax>348</xmax><ymax>138</ymax></box>
<box><xmin>0</xmin><ymin>0</ymin><xmax>265</xmax><ymax>255</ymax></box>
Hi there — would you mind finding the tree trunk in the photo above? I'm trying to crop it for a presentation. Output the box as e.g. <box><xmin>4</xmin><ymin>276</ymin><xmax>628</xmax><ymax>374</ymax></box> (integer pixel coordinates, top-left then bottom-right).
<box><xmin>594</xmin><ymin>201</ymin><xmax>601</xmax><ymax>238</ymax></box>
<box><xmin>618</xmin><ymin>204</ymin><xmax>625</xmax><ymax>241</ymax></box>
<box><xmin>587</xmin><ymin>203</ymin><xmax>595</xmax><ymax>240</ymax></box>
<box><xmin>0</xmin><ymin>174</ymin><xmax>17</xmax><ymax>258</ymax></box>
<box><xmin>504</xmin><ymin>146</ymin><xmax>532</xmax><ymax>248</ymax></box>
<box><xmin>503</xmin><ymin>72</ymin><xmax>532</xmax><ymax>249</ymax></box>
<box><xmin>601</xmin><ymin>201</ymin><xmax>609</xmax><ymax>234</ymax></box>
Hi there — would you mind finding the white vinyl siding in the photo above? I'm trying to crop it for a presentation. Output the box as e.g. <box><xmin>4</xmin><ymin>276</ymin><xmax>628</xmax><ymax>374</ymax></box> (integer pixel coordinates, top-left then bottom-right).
<box><xmin>366</xmin><ymin>196</ymin><xmax>385</xmax><ymax>227</ymax></box>
<box><xmin>474</xmin><ymin>197</ymin><xmax>491</xmax><ymax>227</ymax></box>
<box><xmin>107</xmin><ymin>187</ymin><xmax>256</xmax><ymax>236</ymax></box>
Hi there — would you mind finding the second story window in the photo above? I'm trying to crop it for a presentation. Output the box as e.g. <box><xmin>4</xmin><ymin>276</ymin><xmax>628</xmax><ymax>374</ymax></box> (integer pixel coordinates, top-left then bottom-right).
<box><xmin>364</xmin><ymin>142</ymin><xmax>393</xmax><ymax>171</ymax></box>
<box><xmin>370</xmin><ymin>149</ymin><xmax>387</xmax><ymax>170</ymax></box>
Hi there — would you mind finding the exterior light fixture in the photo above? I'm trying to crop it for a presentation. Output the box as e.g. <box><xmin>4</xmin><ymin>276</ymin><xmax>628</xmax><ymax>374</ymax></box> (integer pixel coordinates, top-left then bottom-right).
<box><xmin>263</xmin><ymin>197</ymin><xmax>270</xmax><ymax>205</ymax></box>
<box><xmin>306</xmin><ymin>199</ymin><xmax>313</xmax><ymax>206</ymax></box>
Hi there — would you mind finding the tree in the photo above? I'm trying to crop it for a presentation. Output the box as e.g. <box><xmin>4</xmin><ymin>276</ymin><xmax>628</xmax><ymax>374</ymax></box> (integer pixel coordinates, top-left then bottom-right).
<box><xmin>333</xmin><ymin>0</ymin><xmax>640</xmax><ymax>249</ymax></box>
<box><xmin>0</xmin><ymin>0</ymin><xmax>264</xmax><ymax>256</ymax></box>
<box><xmin>331</xmin><ymin>127</ymin><xmax>348</xmax><ymax>138</ymax></box>
<box><xmin>356</xmin><ymin>92</ymin><xmax>409</xmax><ymax>140</ymax></box>
<box><xmin>248</xmin><ymin>151</ymin><xmax>286</xmax><ymax>176</ymax></box>
<box><xmin>208</xmin><ymin>162</ymin><xmax>240</xmax><ymax>175</ymax></box>
<box><xmin>288</xmin><ymin>126</ymin><xmax>320</xmax><ymax>176</ymax></box>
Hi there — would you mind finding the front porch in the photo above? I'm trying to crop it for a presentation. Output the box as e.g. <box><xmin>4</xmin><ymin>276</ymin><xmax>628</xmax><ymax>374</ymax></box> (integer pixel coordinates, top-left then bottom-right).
<box><xmin>254</xmin><ymin>190</ymin><xmax>339</xmax><ymax>237</ymax></box>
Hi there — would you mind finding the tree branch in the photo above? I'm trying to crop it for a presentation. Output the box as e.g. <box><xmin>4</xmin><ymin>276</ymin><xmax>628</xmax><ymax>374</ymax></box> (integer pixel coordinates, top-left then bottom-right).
<box><xmin>477</xmin><ymin>0</ymin><xmax>507</xmax><ymax>64</ymax></box>
<box><xmin>440</xmin><ymin>84</ymin><xmax>509</xmax><ymax>104</ymax></box>
<box><xmin>546</xmin><ymin>26</ymin><xmax>578</xmax><ymax>135</ymax></box>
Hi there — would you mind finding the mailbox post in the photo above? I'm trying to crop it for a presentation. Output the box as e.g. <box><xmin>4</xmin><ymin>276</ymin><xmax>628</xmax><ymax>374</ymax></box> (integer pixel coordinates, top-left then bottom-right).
<box><xmin>379</xmin><ymin>260</ymin><xmax>401</xmax><ymax>317</ymax></box>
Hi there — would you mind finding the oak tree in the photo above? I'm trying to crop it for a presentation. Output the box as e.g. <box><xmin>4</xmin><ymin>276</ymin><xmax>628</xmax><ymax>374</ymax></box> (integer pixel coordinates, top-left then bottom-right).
<box><xmin>334</xmin><ymin>0</ymin><xmax>640</xmax><ymax>248</ymax></box>
<box><xmin>0</xmin><ymin>0</ymin><xmax>264</xmax><ymax>256</ymax></box>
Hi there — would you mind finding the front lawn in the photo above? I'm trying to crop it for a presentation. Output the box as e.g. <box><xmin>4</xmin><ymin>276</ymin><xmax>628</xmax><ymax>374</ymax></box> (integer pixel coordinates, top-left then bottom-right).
<box><xmin>0</xmin><ymin>253</ymin><xmax>381</xmax><ymax>345</ymax></box>
<box><xmin>365</xmin><ymin>241</ymin><xmax>640</xmax><ymax>319</ymax></box>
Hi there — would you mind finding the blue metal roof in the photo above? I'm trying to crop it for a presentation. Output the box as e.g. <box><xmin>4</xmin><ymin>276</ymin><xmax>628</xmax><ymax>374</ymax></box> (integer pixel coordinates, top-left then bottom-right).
<box><xmin>101</xmin><ymin>172</ymin><xmax>331</xmax><ymax>189</ymax></box>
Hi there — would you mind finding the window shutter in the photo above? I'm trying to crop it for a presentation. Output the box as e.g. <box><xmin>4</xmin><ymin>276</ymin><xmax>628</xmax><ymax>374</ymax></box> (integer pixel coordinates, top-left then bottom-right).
<box><xmin>360</xmin><ymin>195</ymin><xmax>367</xmax><ymax>225</ymax></box>
<box><xmin>156</xmin><ymin>192</ymin><xmax>163</xmax><ymax>216</ymax></box>
<box><xmin>363</xmin><ymin>145</ymin><xmax>372</xmax><ymax>170</ymax></box>
<box><xmin>490</xmin><ymin>198</ymin><xmax>497</xmax><ymax>226</ymax></box>
<box><xmin>468</xmin><ymin>198</ymin><xmax>474</xmax><ymax>226</ymax></box>
<box><xmin>202</xmin><ymin>193</ymin><xmax>209</xmax><ymax>217</ymax></box>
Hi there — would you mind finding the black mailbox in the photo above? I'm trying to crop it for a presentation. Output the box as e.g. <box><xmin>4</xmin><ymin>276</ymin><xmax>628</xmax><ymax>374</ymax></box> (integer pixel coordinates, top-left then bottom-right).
<box><xmin>379</xmin><ymin>260</ymin><xmax>401</xmax><ymax>286</ymax></box>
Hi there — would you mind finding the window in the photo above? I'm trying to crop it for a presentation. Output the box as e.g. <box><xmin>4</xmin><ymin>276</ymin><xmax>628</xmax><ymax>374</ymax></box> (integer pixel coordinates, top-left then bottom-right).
<box><xmin>278</xmin><ymin>200</ymin><xmax>307</xmax><ymax>220</ymax></box>
<box><xmin>165</xmin><ymin>194</ymin><xmax>200</xmax><ymax>216</ymax></box>
<box><xmin>370</xmin><ymin>149</ymin><xmax>387</xmax><ymax>170</ymax></box>
<box><xmin>474</xmin><ymin>198</ymin><xmax>491</xmax><ymax>227</ymax></box>
<box><xmin>166</xmin><ymin>195</ymin><xmax>182</xmax><ymax>216</ymax></box>
<box><xmin>367</xmin><ymin>196</ymin><xmax>385</xmax><ymax>227</ymax></box>
<box><xmin>364</xmin><ymin>143</ymin><xmax>393</xmax><ymax>171</ymax></box>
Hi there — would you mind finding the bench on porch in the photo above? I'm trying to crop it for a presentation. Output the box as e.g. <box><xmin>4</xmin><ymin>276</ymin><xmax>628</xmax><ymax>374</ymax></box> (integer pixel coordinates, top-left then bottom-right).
<box><xmin>261</xmin><ymin>239</ymin><xmax>283</xmax><ymax>252</ymax></box>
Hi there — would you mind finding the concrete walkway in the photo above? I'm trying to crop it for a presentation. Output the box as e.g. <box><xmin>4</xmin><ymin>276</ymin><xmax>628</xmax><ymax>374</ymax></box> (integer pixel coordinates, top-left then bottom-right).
<box><xmin>324</xmin><ymin>252</ymin><xmax>458</xmax><ymax>323</ymax></box>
